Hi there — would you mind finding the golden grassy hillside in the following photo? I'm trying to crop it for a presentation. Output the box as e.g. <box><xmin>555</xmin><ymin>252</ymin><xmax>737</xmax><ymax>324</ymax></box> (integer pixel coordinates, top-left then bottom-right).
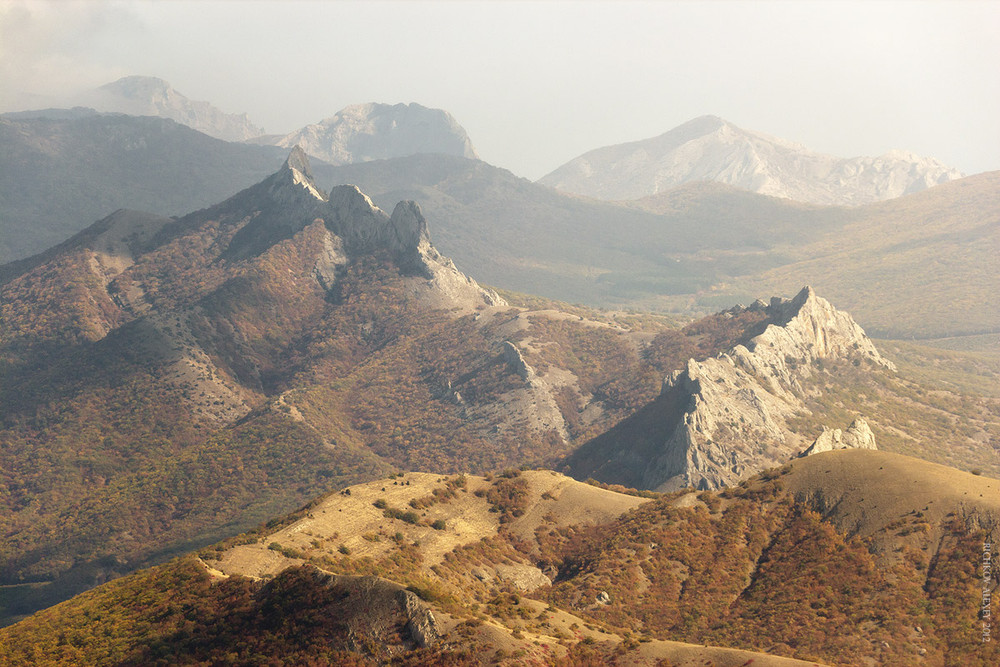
<box><xmin>1</xmin><ymin>469</ymin><xmax>839</xmax><ymax>666</ymax></box>
<box><xmin>5</xmin><ymin>451</ymin><xmax>994</xmax><ymax>665</ymax></box>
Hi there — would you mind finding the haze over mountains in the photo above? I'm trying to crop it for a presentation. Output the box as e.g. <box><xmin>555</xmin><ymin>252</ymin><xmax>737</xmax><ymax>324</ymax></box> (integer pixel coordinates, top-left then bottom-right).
<box><xmin>1</xmin><ymin>77</ymin><xmax>997</xmax><ymax>664</ymax></box>
<box><xmin>292</xmin><ymin>155</ymin><xmax>1000</xmax><ymax>340</ymax></box>
<box><xmin>0</xmin><ymin>112</ymin><xmax>288</xmax><ymax>261</ymax></box>
<box><xmin>72</xmin><ymin>76</ymin><xmax>266</xmax><ymax>142</ymax></box>
<box><xmin>4</xmin><ymin>80</ymin><xmax>997</xmax><ymax>344</ymax></box>
<box><xmin>539</xmin><ymin>115</ymin><xmax>964</xmax><ymax>206</ymax></box>
<box><xmin>252</xmin><ymin>101</ymin><xmax>479</xmax><ymax>165</ymax></box>
<box><xmin>3</xmin><ymin>100</ymin><xmax>995</xmax><ymax>340</ymax></box>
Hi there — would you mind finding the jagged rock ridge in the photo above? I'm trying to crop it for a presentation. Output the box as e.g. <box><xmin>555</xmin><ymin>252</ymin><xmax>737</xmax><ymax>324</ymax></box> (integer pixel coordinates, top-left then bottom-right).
<box><xmin>647</xmin><ymin>287</ymin><xmax>893</xmax><ymax>490</ymax></box>
<box><xmin>258</xmin><ymin>102</ymin><xmax>478</xmax><ymax>165</ymax></box>
<box><xmin>539</xmin><ymin>115</ymin><xmax>963</xmax><ymax>206</ymax></box>
<box><xmin>568</xmin><ymin>287</ymin><xmax>894</xmax><ymax>491</ymax></box>
<box><xmin>75</xmin><ymin>75</ymin><xmax>264</xmax><ymax>142</ymax></box>
<box><xmin>197</xmin><ymin>146</ymin><xmax>504</xmax><ymax>310</ymax></box>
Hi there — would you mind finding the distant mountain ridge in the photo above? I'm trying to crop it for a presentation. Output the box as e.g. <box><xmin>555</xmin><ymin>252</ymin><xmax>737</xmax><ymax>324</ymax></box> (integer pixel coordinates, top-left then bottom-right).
<box><xmin>255</xmin><ymin>102</ymin><xmax>478</xmax><ymax>165</ymax></box>
<box><xmin>74</xmin><ymin>75</ymin><xmax>265</xmax><ymax>142</ymax></box>
<box><xmin>2</xmin><ymin>120</ymin><xmax>994</xmax><ymax>339</ymax></box>
<box><xmin>0</xmin><ymin>113</ymin><xmax>288</xmax><ymax>262</ymax></box>
<box><xmin>539</xmin><ymin>115</ymin><xmax>964</xmax><ymax>206</ymax></box>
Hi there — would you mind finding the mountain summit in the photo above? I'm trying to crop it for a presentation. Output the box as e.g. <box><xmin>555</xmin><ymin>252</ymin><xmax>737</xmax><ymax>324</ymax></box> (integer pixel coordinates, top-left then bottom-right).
<box><xmin>567</xmin><ymin>286</ymin><xmax>896</xmax><ymax>490</ymax></box>
<box><xmin>260</xmin><ymin>102</ymin><xmax>478</xmax><ymax>165</ymax></box>
<box><xmin>76</xmin><ymin>75</ymin><xmax>265</xmax><ymax>142</ymax></box>
<box><xmin>539</xmin><ymin>115</ymin><xmax>963</xmax><ymax>205</ymax></box>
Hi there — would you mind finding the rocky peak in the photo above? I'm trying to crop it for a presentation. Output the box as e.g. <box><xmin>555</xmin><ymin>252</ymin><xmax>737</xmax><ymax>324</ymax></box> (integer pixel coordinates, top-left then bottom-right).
<box><xmin>326</xmin><ymin>185</ymin><xmax>392</xmax><ymax>253</ymax></box>
<box><xmin>389</xmin><ymin>201</ymin><xmax>430</xmax><ymax>251</ymax></box>
<box><xmin>619</xmin><ymin>287</ymin><xmax>892</xmax><ymax>491</ymax></box>
<box><xmin>323</xmin><ymin>185</ymin><xmax>431</xmax><ymax>275</ymax></box>
<box><xmin>271</xmin><ymin>145</ymin><xmax>326</xmax><ymax>203</ymax></box>
<box><xmin>216</xmin><ymin>150</ymin><xmax>503</xmax><ymax>309</ymax></box>
<box><xmin>729</xmin><ymin>286</ymin><xmax>896</xmax><ymax>393</ymax></box>
<box><xmin>101</xmin><ymin>75</ymin><xmax>171</xmax><ymax>96</ymax></box>
<box><xmin>284</xmin><ymin>145</ymin><xmax>316</xmax><ymax>184</ymax></box>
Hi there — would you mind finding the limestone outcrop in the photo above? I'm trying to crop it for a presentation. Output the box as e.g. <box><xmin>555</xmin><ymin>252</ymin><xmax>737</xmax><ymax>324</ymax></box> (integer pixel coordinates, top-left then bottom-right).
<box><xmin>801</xmin><ymin>418</ymin><xmax>877</xmax><ymax>456</ymax></box>
<box><xmin>323</xmin><ymin>184</ymin><xmax>505</xmax><ymax>309</ymax></box>
<box><xmin>634</xmin><ymin>287</ymin><xmax>892</xmax><ymax>491</ymax></box>
<box><xmin>502</xmin><ymin>340</ymin><xmax>535</xmax><ymax>381</ymax></box>
<box><xmin>396</xmin><ymin>588</ymin><xmax>440</xmax><ymax>648</ymax></box>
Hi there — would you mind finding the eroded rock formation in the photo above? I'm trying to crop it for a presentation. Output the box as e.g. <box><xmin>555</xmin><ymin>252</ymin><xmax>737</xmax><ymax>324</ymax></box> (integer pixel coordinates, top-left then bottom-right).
<box><xmin>802</xmin><ymin>418</ymin><xmax>877</xmax><ymax>456</ymax></box>
<box><xmin>644</xmin><ymin>287</ymin><xmax>892</xmax><ymax>490</ymax></box>
<box><xmin>569</xmin><ymin>287</ymin><xmax>894</xmax><ymax>491</ymax></box>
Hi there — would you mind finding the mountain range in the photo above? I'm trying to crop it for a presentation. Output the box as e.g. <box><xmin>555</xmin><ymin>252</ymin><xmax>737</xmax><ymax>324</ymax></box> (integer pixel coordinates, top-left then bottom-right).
<box><xmin>1</xmin><ymin>149</ymin><xmax>997</xmax><ymax>636</ymax></box>
<box><xmin>2</xmin><ymin>111</ymin><xmax>995</xmax><ymax>341</ymax></box>
<box><xmin>307</xmin><ymin>155</ymin><xmax>1000</xmax><ymax>340</ymax></box>
<box><xmin>0</xmin><ymin>112</ymin><xmax>288</xmax><ymax>261</ymax></box>
<box><xmin>0</xmin><ymin>80</ymin><xmax>997</xmax><ymax>664</ymax></box>
<box><xmin>539</xmin><ymin>114</ymin><xmax>964</xmax><ymax>206</ymax></box>
<box><xmin>73</xmin><ymin>76</ymin><xmax>479</xmax><ymax>165</ymax></box>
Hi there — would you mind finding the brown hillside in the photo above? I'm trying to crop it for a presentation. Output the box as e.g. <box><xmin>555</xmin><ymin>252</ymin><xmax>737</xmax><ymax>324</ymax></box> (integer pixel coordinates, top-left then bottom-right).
<box><xmin>784</xmin><ymin>449</ymin><xmax>1000</xmax><ymax>555</ymax></box>
<box><xmin>4</xmin><ymin>449</ymin><xmax>996</xmax><ymax>665</ymax></box>
<box><xmin>1</xmin><ymin>469</ymin><xmax>831</xmax><ymax>666</ymax></box>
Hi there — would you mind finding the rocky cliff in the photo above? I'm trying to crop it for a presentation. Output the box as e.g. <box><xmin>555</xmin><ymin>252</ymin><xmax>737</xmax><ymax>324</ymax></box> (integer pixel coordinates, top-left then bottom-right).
<box><xmin>539</xmin><ymin>115</ymin><xmax>963</xmax><ymax>206</ymax></box>
<box><xmin>261</xmin><ymin>102</ymin><xmax>478</xmax><ymax>165</ymax></box>
<box><xmin>567</xmin><ymin>287</ymin><xmax>894</xmax><ymax>491</ymax></box>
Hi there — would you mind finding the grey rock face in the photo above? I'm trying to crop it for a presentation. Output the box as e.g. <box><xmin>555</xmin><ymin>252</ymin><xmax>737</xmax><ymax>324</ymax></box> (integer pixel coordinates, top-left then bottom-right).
<box><xmin>396</xmin><ymin>589</ymin><xmax>440</xmax><ymax>648</ymax></box>
<box><xmin>802</xmin><ymin>418</ymin><xmax>878</xmax><ymax>456</ymax></box>
<box><xmin>322</xmin><ymin>183</ymin><xmax>504</xmax><ymax>308</ymax></box>
<box><xmin>540</xmin><ymin>115</ymin><xmax>963</xmax><ymax>206</ymax></box>
<box><xmin>502</xmin><ymin>340</ymin><xmax>536</xmax><ymax>381</ymax></box>
<box><xmin>265</xmin><ymin>102</ymin><xmax>477</xmax><ymax>165</ymax></box>
<box><xmin>312</xmin><ymin>231</ymin><xmax>349</xmax><ymax>292</ymax></box>
<box><xmin>642</xmin><ymin>287</ymin><xmax>893</xmax><ymax>491</ymax></box>
<box><xmin>78</xmin><ymin>76</ymin><xmax>264</xmax><ymax>142</ymax></box>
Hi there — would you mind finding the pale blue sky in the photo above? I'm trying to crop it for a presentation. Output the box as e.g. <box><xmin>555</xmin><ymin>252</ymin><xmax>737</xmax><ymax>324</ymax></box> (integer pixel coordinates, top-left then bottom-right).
<box><xmin>2</xmin><ymin>0</ymin><xmax>998</xmax><ymax>179</ymax></box>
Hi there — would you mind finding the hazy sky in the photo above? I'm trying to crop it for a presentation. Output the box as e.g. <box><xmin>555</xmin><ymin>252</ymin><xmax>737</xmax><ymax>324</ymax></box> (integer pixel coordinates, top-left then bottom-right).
<box><xmin>2</xmin><ymin>0</ymin><xmax>998</xmax><ymax>179</ymax></box>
